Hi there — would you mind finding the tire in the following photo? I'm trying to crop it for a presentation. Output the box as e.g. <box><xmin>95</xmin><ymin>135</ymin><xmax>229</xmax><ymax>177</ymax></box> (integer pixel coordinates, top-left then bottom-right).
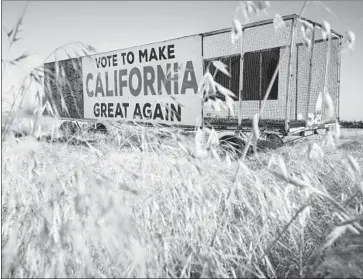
<box><xmin>60</xmin><ymin>121</ymin><xmax>78</xmax><ymax>137</ymax></box>
<box><xmin>219</xmin><ymin>135</ymin><xmax>246</xmax><ymax>158</ymax></box>
<box><xmin>88</xmin><ymin>123</ymin><xmax>108</xmax><ymax>134</ymax></box>
<box><xmin>266</xmin><ymin>133</ymin><xmax>283</xmax><ymax>145</ymax></box>
<box><xmin>94</xmin><ymin>123</ymin><xmax>107</xmax><ymax>134</ymax></box>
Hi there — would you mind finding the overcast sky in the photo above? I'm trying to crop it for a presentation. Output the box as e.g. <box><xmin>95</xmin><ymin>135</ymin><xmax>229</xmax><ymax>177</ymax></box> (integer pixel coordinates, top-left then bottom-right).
<box><xmin>2</xmin><ymin>1</ymin><xmax>363</xmax><ymax>120</ymax></box>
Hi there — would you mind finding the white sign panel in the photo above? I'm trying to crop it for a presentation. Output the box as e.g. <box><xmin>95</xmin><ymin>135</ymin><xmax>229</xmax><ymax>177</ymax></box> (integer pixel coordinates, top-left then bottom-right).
<box><xmin>82</xmin><ymin>36</ymin><xmax>203</xmax><ymax>126</ymax></box>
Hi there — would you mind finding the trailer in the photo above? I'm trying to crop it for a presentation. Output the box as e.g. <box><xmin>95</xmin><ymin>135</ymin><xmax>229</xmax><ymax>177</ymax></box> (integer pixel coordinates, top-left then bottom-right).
<box><xmin>43</xmin><ymin>14</ymin><xmax>342</xmax><ymax>148</ymax></box>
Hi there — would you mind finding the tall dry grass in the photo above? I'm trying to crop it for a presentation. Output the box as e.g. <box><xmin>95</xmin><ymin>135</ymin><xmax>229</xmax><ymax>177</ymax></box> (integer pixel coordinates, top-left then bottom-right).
<box><xmin>2</xmin><ymin>1</ymin><xmax>363</xmax><ymax>278</ymax></box>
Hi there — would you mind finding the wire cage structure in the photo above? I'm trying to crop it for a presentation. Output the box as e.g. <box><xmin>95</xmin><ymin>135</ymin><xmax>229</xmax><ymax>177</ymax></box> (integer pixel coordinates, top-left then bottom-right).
<box><xmin>202</xmin><ymin>14</ymin><xmax>342</xmax><ymax>138</ymax></box>
<box><xmin>43</xmin><ymin>14</ymin><xmax>342</xmax><ymax>140</ymax></box>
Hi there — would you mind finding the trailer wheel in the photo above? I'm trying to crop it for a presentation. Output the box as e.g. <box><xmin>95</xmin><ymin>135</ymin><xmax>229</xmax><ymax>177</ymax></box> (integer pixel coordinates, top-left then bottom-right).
<box><xmin>60</xmin><ymin>121</ymin><xmax>78</xmax><ymax>137</ymax></box>
<box><xmin>266</xmin><ymin>133</ymin><xmax>283</xmax><ymax>145</ymax></box>
<box><xmin>94</xmin><ymin>123</ymin><xmax>107</xmax><ymax>134</ymax></box>
<box><xmin>88</xmin><ymin>123</ymin><xmax>108</xmax><ymax>134</ymax></box>
<box><xmin>219</xmin><ymin>135</ymin><xmax>246</xmax><ymax>158</ymax></box>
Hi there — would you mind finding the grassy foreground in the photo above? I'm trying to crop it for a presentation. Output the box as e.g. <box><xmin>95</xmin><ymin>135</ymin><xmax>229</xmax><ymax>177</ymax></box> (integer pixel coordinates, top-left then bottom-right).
<box><xmin>1</xmin><ymin>117</ymin><xmax>363</xmax><ymax>278</ymax></box>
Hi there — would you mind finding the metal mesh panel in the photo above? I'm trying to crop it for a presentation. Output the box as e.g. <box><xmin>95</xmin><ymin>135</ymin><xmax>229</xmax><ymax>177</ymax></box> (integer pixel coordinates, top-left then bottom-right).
<box><xmin>241</xmin><ymin>48</ymin><xmax>279</xmax><ymax>103</ymax></box>
<box><xmin>243</xmin><ymin>19</ymin><xmax>293</xmax><ymax>52</ymax></box>
<box><xmin>203</xmin><ymin>18</ymin><xmax>294</xmax><ymax>124</ymax></box>
<box><xmin>202</xmin><ymin>17</ymin><xmax>341</xmax><ymax>130</ymax></box>
<box><xmin>261</xmin><ymin>48</ymin><xmax>279</xmax><ymax>100</ymax></box>
<box><xmin>307</xmin><ymin>38</ymin><xmax>340</xmax><ymax>123</ymax></box>
<box><xmin>203</xmin><ymin>32</ymin><xmax>242</xmax><ymax>59</ymax></box>
<box><xmin>203</xmin><ymin>55</ymin><xmax>240</xmax><ymax>101</ymax></box>
<box><xmin>203</xmin><ymin>55</ymin><xmax>240</xmax><ymax>120</ymax></box>
<box><xmin>243</xmin><ymin>51</ymin><xmax>260</xmax><ymax>101</ymax></box>
<box><xmin>202</xmin><ymin>33</ymin><xmax>242</xmax><ymax>122</ymax></box>
<box><xmin>290</xmin><ymin>34</ymin><xmax>340</xmax><ymax>125</ymax></box>
<box><xmin>295</xmin><ymin>18</ymin><xmax>324</xmax><ymax>44</ymax></box>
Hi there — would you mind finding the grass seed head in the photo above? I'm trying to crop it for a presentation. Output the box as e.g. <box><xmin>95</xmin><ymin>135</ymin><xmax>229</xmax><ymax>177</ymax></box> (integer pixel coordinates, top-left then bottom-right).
<box><xmin>276</xmin><ymin>155</ymin><xmax>288</xmax><ymax>180</ymax></box>
<box><xmin>273</xmin><ymin>14</ymin><xmax>285</xmax><ymax>30</ymax></box>
<box><xmin>212</xmin><ymin>60</ymin><xmax>231</xmax><ymax>78</ymax></box>
<box><xmin>344</xmin><ymin>30</ymin><xmax>356</xmax><ymax>50</ymax></box>
<box><xmin>347</xmin><ymin>155</ymin><xmax>361</xmax><ymax>174</ymax></box>
<box><xmin>315</xmin><ymin>91</ymin><xmax>323</xmax><ymax>115</ymax></box>
<box><xmin>252</xmin><ymin>113</ymin><xmax>260</xmax><ymax>141</ymax></box>
<box><xmin>322</xmin><ymin>20</ymin><xmax>331</xmax><ymax>40</ymax></box>
<box><xmin>334</xmin><ymin>121</ymin><xmax>341</xmax><ymax>140</ymax></box>
<box><xmin>323</xmin><ymin>88</ymin><xmax>335</xmax><ymax>121</ymax></box>
<box><xmin>301</xmin><ymin>20</ymin><xmax>313</xmax><ymax>49</ymax></box>
<box><xmin>231</xmin><ymin>19</ymin><xmax>242</xmax><ymax>44</ymax></box>
<box><xmin>199</xmin><ymin>72</ymin><xmax>216</xmax><ymax>98</ymax></box>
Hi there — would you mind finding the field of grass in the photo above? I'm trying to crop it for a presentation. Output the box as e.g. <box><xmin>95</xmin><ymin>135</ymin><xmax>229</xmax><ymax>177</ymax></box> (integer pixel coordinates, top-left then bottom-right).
<box><xmin>2</xmin><ymin>115</ymin><xmax>363</xmax><ymax>278</ymax></box>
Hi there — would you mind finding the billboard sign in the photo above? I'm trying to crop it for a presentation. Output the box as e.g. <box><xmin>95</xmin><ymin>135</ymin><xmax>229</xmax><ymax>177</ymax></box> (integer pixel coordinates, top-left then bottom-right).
<box><xmin>82</xmin><ymin>35</ymin><xmax>203</xmax><ymax>126</ymax></box>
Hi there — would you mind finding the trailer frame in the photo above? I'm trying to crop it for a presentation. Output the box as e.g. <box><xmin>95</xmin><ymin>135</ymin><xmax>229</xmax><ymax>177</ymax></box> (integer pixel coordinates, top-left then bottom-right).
<box><xmin>44</xmin><ymin>14</ymin><xmax>343</xmax><ymax>146</ymax></box>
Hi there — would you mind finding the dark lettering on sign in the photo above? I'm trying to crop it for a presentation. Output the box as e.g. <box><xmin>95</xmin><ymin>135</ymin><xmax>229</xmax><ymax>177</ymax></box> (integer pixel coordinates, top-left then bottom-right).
<box><xmin>157</xmin><ymin>64</ymin><xmax>171</xmax><ymax>95</ymax></box>
<box><xmin>129</xmin><ymin>68</ymin><xmax>142</xmax><ymax>96</ymax></box>
<box><xmin>94</xmin><ymin>103</ymin><xmax>100</xmax><ymax>117</ymax></box>
<box><xmin>133</xmin><ymin>103</ymin><xmax>143</xmax><ymax>119</ymax></box>
<box><xmin>107</xmin><ymin>56</ymin><xmax>113</xmax><ymax>66</ymax></box>
<box><xmin>120</xmin><ymin>52</ymin><xmax>126</xmax><ymax>65</ymax></box>
<box><xmin>127</xmin><ymin>52</ymin><xmax>134</xmax><ymax>64</ymax></box>
<box><xmin>94</xmin><ymin>102</ymin><xmax>130</xmax><ymax>118</ymax></box>
<box><xmin>174</xmin><ymin>63</ymin><xmax>179</xmax><ymax>94</ymax></box>
<box><xmin>105</xmin><ymin>72</ymin><xmax>113</xmax><ymax>96</ymax></box>
<box><xmin>165</xmin><ymin>103</ymin><xmax>169</xmax><ymax>120</ymax></box>
<box><xmin>95</xmin><ymin>55</ymin><xmax>118</xmax><ymax>68</ymax></box>
<box><xmin>168</xmin><ymin>44</ymin><xmax>175</xmax><ymax>59</ymax></box>
<box><xmin>108</xmin><ymin>103</ymin><xmax>114</xmax><ymax>117</ymax></box>
<box><xmin>112</xmin><ymin>54</ymin><xmax>118</xmax><ymax>67</ymax></box>
<box><xmin>149</xmin><ymin>48</ymin><xmax>158</xmax><ymax>62</ymax></box>
<box><xmin>100</xmin><ymin>103</ymin><xmax>107</xmax><ymax>117</ymax></box>
<box><xmin>115</xmin><ymin>103</ymin><xmax>123</xmax><ymax>117</ymax></box>
<box><xmin>158</xmin><ymin>46</ymin><xmax>167</xmax><ymax>60</ymax></box>
<box><xmin>86</xmin><ymin>61</ymin><xmax>198</xmax><ymax>97</ymax></box>
<box><xmin>143</xmin><ymin>103</ymin><xmax>152</xmax><ymax>119</ymax></box>
<box><xmin>170</xmin><ymin>103</ymin><xmax>181</xmax><ymax>121</ymax></box>
<box><xmin>120</xmin><ymin>52</ymin><xmax>135</xmax><ymax>65</ymax></box>
<box><xmin>139</xmin><ymin>49</ymin><xmax>148</xmax><ymax>63</ymax></box>
<box><xmin>95</xmin><ymin>73</ymin><xmax>105</xmax><ymax>97</ymax></box>
<box><xmin>86</xmin><ymin>73</ymin><xmax>94</xmax><ymax>97</ymax></box>
<box><xmin>113</xmin><ymin>70</ymin><xmax>118</xmax><ymax>96</ymax></box>
<box><xmin>95</xmin><ymin>58</ymin><xmax>101</xmax><ymax>68</ymax></box>
<box><xmin>153</xmin><ymin>103</ymin><xmax>164</xmax><ymax>120</ymax></box>
<box><xmin>143</xmin><ymin>66</ymin><xmax>156</xmax><ymax>95</ymax></box>
<box><xmin>122</xmin><ymin>103</ymin><xmax>129</xmax><ymax>118</ymax></box>
<box><xmin>119</xmin><ymin>69</ymin><xmax>127</xmax><ymax>96</ymax></box>
<box><xmin>138</xmin><ymin>44</ymin><xmax>176</xmax><ymax>63</ymax></box>
<box><xmin>181</xmin><ymin>61</ymin><xmax>198</xmax><ymax>95</ymax></box>
<box><xmin>93</xmin><ymin>102</ymin><xmax>181</xmax><ymax>121</ymax></box>
<box><xmin>101</xmin><ymin>57</ymin><xmax>107</xmax><ymax>68</ymax></box>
